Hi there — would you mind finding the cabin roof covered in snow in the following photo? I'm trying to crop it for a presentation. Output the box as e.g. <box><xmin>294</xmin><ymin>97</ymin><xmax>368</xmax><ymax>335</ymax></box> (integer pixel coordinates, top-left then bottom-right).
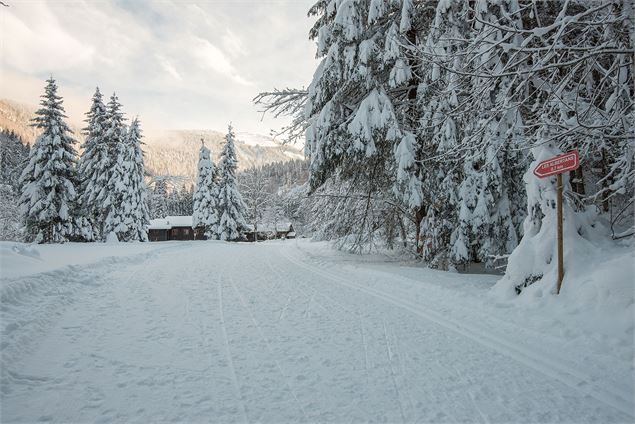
<box><xmin>148</xmin><ymin>216</ymin><xmax>193</xmax><ymax>230</ymax></box>
<box><xmin>165</xmin><ymin>216</ymin><xmax>193</xmax><ymax>227</ymax></box>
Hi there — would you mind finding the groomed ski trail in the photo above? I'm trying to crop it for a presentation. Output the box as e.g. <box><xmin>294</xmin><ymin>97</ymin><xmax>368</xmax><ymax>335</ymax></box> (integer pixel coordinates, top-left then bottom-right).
<box><xmin>1</xmin><ymin>240</ymin><xmax>632</xmax><ymax>423</ymax></box>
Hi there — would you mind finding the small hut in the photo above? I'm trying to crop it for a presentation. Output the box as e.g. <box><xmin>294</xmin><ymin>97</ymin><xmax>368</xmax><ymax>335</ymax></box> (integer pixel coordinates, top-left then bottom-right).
<box><xmin>148</xmin><ymin>216</ymin><xmax>203</xmax><ymax>241</ymax></box>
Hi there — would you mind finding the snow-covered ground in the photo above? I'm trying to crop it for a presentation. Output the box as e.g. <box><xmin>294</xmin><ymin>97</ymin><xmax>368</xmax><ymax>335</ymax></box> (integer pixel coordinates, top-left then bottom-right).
<box><xmin>1</xmin><ymin>239</ymin><xmax>632</xmax><ymax>423</ymax></box>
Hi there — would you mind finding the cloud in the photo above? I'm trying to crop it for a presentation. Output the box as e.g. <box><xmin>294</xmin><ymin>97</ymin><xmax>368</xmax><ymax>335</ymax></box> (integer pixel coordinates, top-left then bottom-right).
<box><xmin>0</xmin><ymin>0</ymin><xmax>318</xmax><ymax>135</ymax></box>
<box><xmin>156</xmin><ymin>55</ymin><xmax>183</xmax><ymax>82</ymax></box>
<box><xmin>2</xmin><ymin>2</ymin><xmax>95</xmax><ymax>73</ymax></box>
<box><xmin>190</xmin><ymin>36</ymin><xmax>253</xmax><ymax>86</ymax></box>
<box><xmin>222</xmin><ymin>29</ymin><xmax>247</xmax><ymax>58</ymax></box>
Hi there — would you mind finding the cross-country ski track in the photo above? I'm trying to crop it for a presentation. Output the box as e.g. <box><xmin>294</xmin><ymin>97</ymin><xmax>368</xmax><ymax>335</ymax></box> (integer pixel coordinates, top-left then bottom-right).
<box><xmin>1</xmin><ymin>240</ymin><xmax>633</xmax><ymax>423</ymax></box>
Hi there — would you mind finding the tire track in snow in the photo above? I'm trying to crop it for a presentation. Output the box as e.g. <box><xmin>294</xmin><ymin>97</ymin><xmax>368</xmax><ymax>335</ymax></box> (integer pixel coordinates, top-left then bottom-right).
<box><xmin>217</xmin><ymin>280</ymin><xmax>250</xmax><ymax>423</ymax></box>
<box><xmin>278</xmin><ymin>245</ymin><xmax>635</xmax><ymax>420</ymax></box>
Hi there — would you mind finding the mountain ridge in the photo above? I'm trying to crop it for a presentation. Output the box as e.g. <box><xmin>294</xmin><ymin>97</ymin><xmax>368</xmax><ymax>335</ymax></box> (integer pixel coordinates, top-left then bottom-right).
<box><xmin>0</xmin><ymin>98</ymin><xmax>305</xmax><ymax>183</ymax></box>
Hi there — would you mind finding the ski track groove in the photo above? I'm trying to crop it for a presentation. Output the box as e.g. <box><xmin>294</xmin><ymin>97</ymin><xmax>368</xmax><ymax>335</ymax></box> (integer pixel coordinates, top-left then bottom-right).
<box><xmin>227</xmin><ymin>274</ymin><xmax>309</xmax><ymax>422</ymax></box>
<box><xmin>381</xmin><ymin>320</ymin><xmax>407</xmax><ymax>423</ymax></box>
<box><xmin>389</xmin><ymin>323</ymin><xmax>418</xmax><ymax>423</ymax></box>
<box><xmin>216</xmin><ymin>280</ymin><xmax>250</xmax><ymax>424</ymax></box>
<box><xmin>453</xmin><ymin>364</ymin><xmax>491</xmax><ymax>424</ymax></box>
<box><xmin>263</xmin><ymin>254</ymin><xmax>354</xmax><ymax>318</ymax></box>
<box><xmin>278</xmin><ymin>245</ymin><xmax>635</xmax><ymax>420</ymax></box>
<box><xmin>358</xmin><ymin>313</ymin><xmax>370</xmax><ymax>383</ymax></box>
<box><xmin>278</xmin><ymin>294</ymin><xmax>292</xmax><ymax>322</ymax></box>
<box><xmin>262</xmin><ymin>252</ymin><xmax>379</xmax><ymax>420</ymax></box>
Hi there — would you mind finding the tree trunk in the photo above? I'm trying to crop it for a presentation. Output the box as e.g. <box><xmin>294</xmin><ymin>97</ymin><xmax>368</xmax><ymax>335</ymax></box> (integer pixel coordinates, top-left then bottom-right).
<box><xmin>414</xmin><ymin>205</ymin><xmax>426</xmax><ymax>255</ymax></box>
<box><xmin>398</xmin><ymin>216</ymin><xmax>408</xmax><ymax>248</ymax></box>
<box><xmin>601</xmin><ymin>149</ymin><xmax>612</xmax><ymax>212</ymax></box>
<box><xmin>571</xmin><ymin>167</ymin><xmax>586</xmax><ymax>198</ymax></box>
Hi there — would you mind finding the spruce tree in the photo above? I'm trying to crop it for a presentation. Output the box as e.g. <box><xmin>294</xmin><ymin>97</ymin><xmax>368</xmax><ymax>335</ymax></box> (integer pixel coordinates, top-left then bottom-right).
<box><xmin>109</xmin><ymin>118</ymin><xmax>150</xmax><ymax>242</ymax></box>
<box><xmin>102</xmin><ymin>93</ymin><xmax>128</xmax><ymax>240</ymax></box>
<box><xmin>18</xmin><ymin>77</ymin><xmax>78</xmax><ymax>243</ymax></box>
<box><xmin>192</xmin><ymin>140</ymin><xmax>219</xmax><ymax>239</ymax></box>
<box><xmin>150</xmin><ymin>178</ymin><xmax>169</xmax><ymax>219</ymax></box>
<box><xmin>216</xmin><ymin>125</ymin><xmax>247</xmax><ymax>241</ymax></box>
<box><xmin>78</xmin><ymin>87</ymin><xmax>109</xmax><ymax>239</ymax></box>
<box><xmin>0</xmin><ymin>130</ymin><xmax>29</xmax><ymax>190</ymax></box>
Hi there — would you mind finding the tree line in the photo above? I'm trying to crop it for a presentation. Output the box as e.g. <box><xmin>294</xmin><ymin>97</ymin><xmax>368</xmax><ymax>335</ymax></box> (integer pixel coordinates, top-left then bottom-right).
<box><xmin>5</xmin><ymin>78</ymin><xmax>250</xmax><ymax>243</ymax></box>
<box><xmin>14</xmin><ymin>78</ymin><xmax>149</xmax><ymax>243</ymax></box>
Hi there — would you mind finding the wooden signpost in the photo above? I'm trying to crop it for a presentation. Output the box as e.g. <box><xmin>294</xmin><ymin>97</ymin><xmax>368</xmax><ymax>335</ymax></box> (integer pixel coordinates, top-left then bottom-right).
<box><xmin>533</xmin><ymin>150</ymin><xmax>580</xmax><ymax>294</ymax></box>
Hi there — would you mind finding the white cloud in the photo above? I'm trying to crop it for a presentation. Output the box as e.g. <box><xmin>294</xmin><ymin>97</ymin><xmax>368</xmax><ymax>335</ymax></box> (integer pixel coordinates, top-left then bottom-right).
<box><xmin>0</xmin><ymin>0</ymin><xmax>318</xmax><ymax>135</ymax></box>
<box><xmin>2</xmin><ymin>2</ymin><xmax>95</xmax><ymax>73</ymax></box>
<box><xmin>157</xmin><ymin>55</ymin><xmax>183</xmax><ymax>82</ymax></box>
<box><xmin>222</xmin><ymin>29</ymin><xmax>247</xmax><ymax>58</ymax></box>
<box><xmin>190</xmin><ymin>35</ymin><xmax>253</xmax><ymax>86</ymax></box>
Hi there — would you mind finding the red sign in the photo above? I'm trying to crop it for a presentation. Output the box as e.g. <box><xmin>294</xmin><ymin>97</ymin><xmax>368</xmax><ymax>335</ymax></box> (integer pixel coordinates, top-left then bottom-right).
<box><xmin>533</xmin><ymin>150</ymin><xmax>580</xmax><ymax>179</ymax></box>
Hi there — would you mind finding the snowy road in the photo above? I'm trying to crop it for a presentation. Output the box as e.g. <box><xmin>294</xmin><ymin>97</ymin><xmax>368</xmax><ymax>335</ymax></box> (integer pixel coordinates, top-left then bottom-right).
<box><xmin>1</xmin><ymin>241</ymin><xmax>633</xmax><ymax>423</ymax></box>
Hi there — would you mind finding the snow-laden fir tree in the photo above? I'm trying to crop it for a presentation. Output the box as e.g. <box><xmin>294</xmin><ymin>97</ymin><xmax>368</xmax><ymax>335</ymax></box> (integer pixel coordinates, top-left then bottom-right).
<box><xmin>149</xmin><ymin>178</ymin><xmax>169</xmax><ymax>219</ymax></box>
<box><xmin>216</xmin><ymin>125</ymin><xmax>247</xmax><ymax>241</ymax></box>
<box><xmin>448</xmin><ymin>1</ymin><xmax>528</xmax><ymax>267</ymax></box>
<box><xmin>192</xmin><ymin>140</ymin><xmax>219</xmax><ymax>239</ymax></box>
<box><xmin>77</xmin><ymin>87</ymin><xmax>109</xmax><ymax>239</ymax></box>
<box><xmin>0</xmin><ymin>130</ymin><xmax>29</xmax><ymax>190</ymax></box>
<box><xmin>239</xmin><ymin>166</ymin><xmax>273</xmax><ymax>242</ymax></box>
<box><xmin>106</xmin><ymin>118</ymin><xmax>150</xmax><ymax>242</ymax></box>
<box><xmin>0</xmin><ymin>130</ymin><xmax>29</xmax><ymax>241</ymax></box>
<box><xmin>18</xmin><ymin>77</ymin><xmax>81</xmax><ymax>243</ymax></box>
<box><xmin>101</xmin><ymin>93</ymin><xmax>129</xmax><ymax>240</ymax></box>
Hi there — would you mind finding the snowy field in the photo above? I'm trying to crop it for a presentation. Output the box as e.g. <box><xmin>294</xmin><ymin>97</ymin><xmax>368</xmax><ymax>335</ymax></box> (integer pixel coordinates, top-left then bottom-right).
<box><xmin>1</xmin><ymin>239</ymin><xmax>633</xmax><ymax>423</ymax></box>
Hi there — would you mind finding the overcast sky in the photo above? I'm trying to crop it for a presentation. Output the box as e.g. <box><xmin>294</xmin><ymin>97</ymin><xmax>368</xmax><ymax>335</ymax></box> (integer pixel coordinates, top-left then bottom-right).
<box><xmin>0</xmin><ymin>0</ymin><xmax>318</xmax><ymax>136</ymax></box>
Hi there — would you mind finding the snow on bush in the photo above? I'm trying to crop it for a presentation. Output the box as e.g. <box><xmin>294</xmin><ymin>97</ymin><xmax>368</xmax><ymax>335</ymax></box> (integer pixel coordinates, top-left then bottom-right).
<box><xmin>105</xmin><ymin>231</ymin><xmax>120</xmax><ymax>244</ymax></box>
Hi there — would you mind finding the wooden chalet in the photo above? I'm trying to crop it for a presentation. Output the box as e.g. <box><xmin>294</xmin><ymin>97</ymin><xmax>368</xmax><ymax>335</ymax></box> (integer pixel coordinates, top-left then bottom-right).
<box><xmin>148</xmin><ymin>216</ymin><xmax>205</xmax><ymax>241</ymax></box>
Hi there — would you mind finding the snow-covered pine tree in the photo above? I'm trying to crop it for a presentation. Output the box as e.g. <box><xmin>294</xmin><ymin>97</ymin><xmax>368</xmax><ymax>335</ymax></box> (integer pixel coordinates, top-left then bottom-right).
<box><xmin>18</xmin><ymin>77</ymin><xmax>79</xmax><ymax>243</ymax></box>
<box><xmin>192</xmin><ymin>140</ymin><xmax>220</xmax><ymax>239</ymax></box>
<box><xmin>78</xmin><ymin>87</ymin><xmax>109</xmax><ymax>239</ymax></box>
<box><xmin>413</xmin><ymin>1</ymin><xmax>470</xmax><ymax>268</ymax></box>
<box><xmin>448</xmin><ymin>0</ymin><xmax>528</xmax><ymax>267</ymax></box>
<box><xmin>109</xmin><ymin>117</ymin><xmax>150</xmax><ymax>242</ymax></box>
<box><xmin>239</xmin><ymin>166</ymin><xmax>273</xmax><ymax>242</ymax></box>
<box><xmin>102</xmin><ymin>93</ymin><xmax>129</xmax><ymax>240</ymax></box>
<box><xmin>304</xmin><ymin>0</ymin><xmax>417</xmax><ymax>251</ymax></box>
<box><xmin>149</xmin><ymin>178</ymin><xmax>169</xmax><ymax>219</ymax></box>
<box><xmin>0</xmin><ymin>130</ymin><xmax>29</xmax><ymax>190</ymax></box>
<box><xmin>216</xmin><ymin>125</ymin><xmax>247</xmax><ymax>241</ymax></box>
<box><xmin>0</xmin><ymin>130</ymin><xmax>29</xmax><ymax>241</ymax></box>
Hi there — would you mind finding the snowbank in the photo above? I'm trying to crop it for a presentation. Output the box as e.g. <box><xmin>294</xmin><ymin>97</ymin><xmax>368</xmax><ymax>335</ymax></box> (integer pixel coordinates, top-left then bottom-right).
<box><xmin>492</xmin><ymin>234</ymin><xmax>634</xmax><ymax>336</ymax></box>
<box><xmin>0</xmin><ymin>242</ymin><xmax>165</xmax><ymax>280</ymax></box>
<box><xmin>492</xmin><ymin>144</ymin><xmax>634</xmax><ymax>340</ymax></box>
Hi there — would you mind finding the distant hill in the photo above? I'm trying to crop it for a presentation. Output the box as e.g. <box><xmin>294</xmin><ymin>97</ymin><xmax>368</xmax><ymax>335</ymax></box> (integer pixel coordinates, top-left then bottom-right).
<box><xmin>144</xmin><ymin>129</ymin><xmax>304</xmax><ymax>183</ymax></box>
<box><xmin>0</xmin><ymin>99</ymin><xmax>84</xmax><ymax>144</ymax></box>
<box><xmin>0</xmin><ymin>98</ymin><xmax>305</xmax><ymax>183</ymax></box>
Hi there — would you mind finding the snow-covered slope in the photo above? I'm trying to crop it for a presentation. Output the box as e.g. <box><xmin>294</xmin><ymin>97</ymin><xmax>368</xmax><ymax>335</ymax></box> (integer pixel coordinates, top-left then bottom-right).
<box><xmin>0</xmin><ymin>99</ymin><xmax>82</xmax><ymax>144</ymax></box>
<box><xmin>1</xmin><ymin>240</ymin><xmax>632</xmax><ymax>422</ymax></box>
<box><xmin>0</xmin><ymin>98</ymin><xmax>305</xmax><ymax>181</ymax></box>
<box><xmin>143</xmin><ymin>129</ymin><xmax>304</xmax><ymax>181</ymax></box>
